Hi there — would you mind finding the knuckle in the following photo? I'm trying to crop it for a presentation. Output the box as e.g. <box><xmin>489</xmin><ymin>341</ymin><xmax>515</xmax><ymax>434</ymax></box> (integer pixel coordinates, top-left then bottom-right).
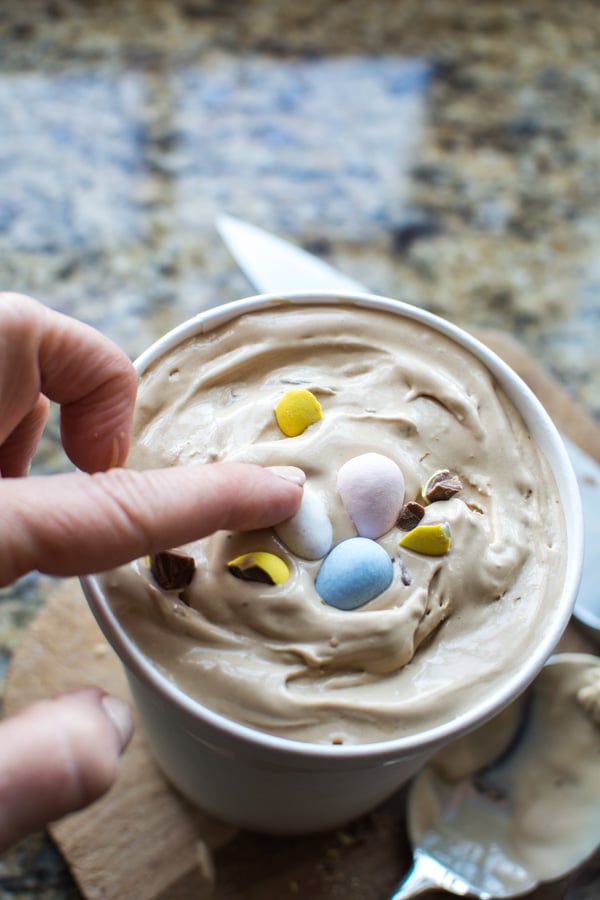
<box><xmin>90</xmin><ymin>468</ymin><xmax>157</xmax><ymax>548</ymax></box>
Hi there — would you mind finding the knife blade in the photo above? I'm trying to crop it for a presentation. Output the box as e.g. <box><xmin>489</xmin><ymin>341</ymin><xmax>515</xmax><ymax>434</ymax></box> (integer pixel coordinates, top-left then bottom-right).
<box><xmin>216</xmin><ymin>214</ymin><xmax>600</xmax><ymax>637</ymax></box>
<box><xmin>216</xmin><ymin>214</ymin><xmax>366</xmax><ymax>295</ymax></box>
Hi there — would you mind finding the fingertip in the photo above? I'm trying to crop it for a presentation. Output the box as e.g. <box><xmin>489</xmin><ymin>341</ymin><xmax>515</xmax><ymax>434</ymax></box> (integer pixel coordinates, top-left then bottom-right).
<box><xmin>59</xmin><ymin>686</ymin><xmax>133</xmax><ymax>757</ymax></box>
<box><xmin>60</xmin><ymin>363</ymin><xmax>137</xmax><ymax>472</ymax></box>
<box><xmin>225</xmin><ymin>463</ymin><xmax>304</xmax><ymax>530</ymax></box>
<box><xmin>100</xmin><ymin>693</ymin><xmax>134</xmax><ymax>752</ymax></box>
<box><xmin>264</xmin><ymin>465</ymin><xmax>306</xmax><ymax>487</ymax></box>
<box><xmin>0</xmin><ymin>688</ymin><xmax>134</xmax><ymax>850</ymax></box>
<box><xmin>45</xmin><ymin>688</ymin><xmax>131</xmax><ymax>809</ymax></box>
<box><xmin>108</xmin><ymin>432</ymin><xmax>131</xmax><ymax>469</ymax></box>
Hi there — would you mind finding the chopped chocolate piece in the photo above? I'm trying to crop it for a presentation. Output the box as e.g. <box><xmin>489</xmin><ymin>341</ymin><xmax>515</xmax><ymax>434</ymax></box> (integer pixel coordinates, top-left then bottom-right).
<box><xmin>397</xmin><ymin>500</ymin><xmax>426</xmax><ymax>531</ymax></box>
<box><xmin>228</xmin><ymin>564</ymin><xmax>276</xmax><ymax>585</ymax></box>
<box><xmin>398</xmin><ymin>559</ymin><xmax>413</xmax><ymax>586</ymax></box>
<box><xmin>150</xmin><ymin>550</ymin><xmax>196</xmax><ymax>590</ymax></box>
<box><xmin>423</xmin><ymin>469</ymin><xmax>462</xmax><ymax>503</ymax></box>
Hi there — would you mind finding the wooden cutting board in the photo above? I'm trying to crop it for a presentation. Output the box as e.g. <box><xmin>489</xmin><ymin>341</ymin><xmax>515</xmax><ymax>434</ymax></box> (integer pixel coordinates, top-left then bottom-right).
<box><xmin>5</xmin><ymin>330</ymin><xmax>600</xmax><ymax>900</ymax></box>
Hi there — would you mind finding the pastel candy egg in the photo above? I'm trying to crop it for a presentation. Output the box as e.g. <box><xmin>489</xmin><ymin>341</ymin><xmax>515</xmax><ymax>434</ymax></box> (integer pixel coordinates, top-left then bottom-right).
<box><xmin>275</xmin><ymin>389</ymin><xmax>322</xmax><ymax>437</ymax></box>
<box><xmin>315</xmin><ymin>537</ymin><xmax>393</xmax><ymax>610</ymax></box>
<box><xmin>399</xmin><ymin>522</ymin><xmax>451</xmax><ymax>556</ymax></box>
<box><xmin>227</xmin><ymin>551</ymin><xmax>290</xmax><ymax>585</ymax></box>
<box><xmin>274</xmin><ymin>486</ymin><xmax>333</xmax><ymax>560</ymax></box>
<box><xmin>337</xmin><ymin>453</ymin><xmax>405</xmax><ymax>539</ymax></box>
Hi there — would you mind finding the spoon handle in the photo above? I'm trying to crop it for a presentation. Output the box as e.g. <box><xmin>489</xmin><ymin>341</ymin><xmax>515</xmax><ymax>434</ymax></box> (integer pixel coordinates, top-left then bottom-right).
<box><xmin>389</xmin><ymin>849</ymin><xmax>474</xmax><ymax>899</ymax></box>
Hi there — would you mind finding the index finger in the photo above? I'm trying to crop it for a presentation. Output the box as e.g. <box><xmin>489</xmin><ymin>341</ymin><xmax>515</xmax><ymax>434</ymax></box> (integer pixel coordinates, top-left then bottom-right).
<box><xmin>0</xmin><ymin>293</ymin><xmax>137</xmax><ymax>472</ymax></box>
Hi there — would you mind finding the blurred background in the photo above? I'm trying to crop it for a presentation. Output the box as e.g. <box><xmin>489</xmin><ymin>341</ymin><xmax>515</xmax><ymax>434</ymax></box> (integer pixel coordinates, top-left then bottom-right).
<box><xmin>1</xmin><ymin>0</ymin><xmax>599</xmax><ymax>895</ymax></box>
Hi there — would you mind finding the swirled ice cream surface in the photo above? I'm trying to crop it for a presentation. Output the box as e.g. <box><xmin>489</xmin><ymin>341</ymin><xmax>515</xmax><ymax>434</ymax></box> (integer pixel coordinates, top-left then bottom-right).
<box><xmin>99</xmin><ymin>303</ymin><xmax>566</xmax><ymax>744</ymax></box>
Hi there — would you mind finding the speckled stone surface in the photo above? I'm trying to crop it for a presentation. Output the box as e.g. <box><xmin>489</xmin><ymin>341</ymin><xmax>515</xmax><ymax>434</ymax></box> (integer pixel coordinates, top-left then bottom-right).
<box><xmin>1</xmin><ymin>0</ymin><xmax>599</xmax><ymax>895</ymax></box>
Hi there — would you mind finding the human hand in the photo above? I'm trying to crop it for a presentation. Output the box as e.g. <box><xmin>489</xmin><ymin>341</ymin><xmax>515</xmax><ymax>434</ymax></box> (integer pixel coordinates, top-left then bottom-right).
<box><xmin>0</xmin><ymin>292</ymin><xmax>304</xmax><ymax>585</ymax></box>
<box><xmin>0</xmin><ymin>292</ymin><xmax>304</xmax><ymax>850</ymax></box>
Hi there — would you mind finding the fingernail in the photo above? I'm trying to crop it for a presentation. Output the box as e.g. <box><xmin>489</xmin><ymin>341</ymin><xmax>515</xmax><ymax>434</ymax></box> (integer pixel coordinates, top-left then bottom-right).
<box><xmin>101</xmin><ymin>694</ymin><xmax>134</xmax><ymax>752</ymax></box>
<box><xmin>109</xmin><ymin>433</ymin><xmax>127</xmax><ymax>469</ymax></box>
<box><xmin>266</xmin><ymin>465</ymin><xmax>306</xmax><ymax>486</ymax></box>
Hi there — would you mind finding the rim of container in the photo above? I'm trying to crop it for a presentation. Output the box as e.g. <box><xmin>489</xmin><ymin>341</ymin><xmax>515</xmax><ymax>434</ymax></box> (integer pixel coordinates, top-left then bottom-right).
<box><xmin>82</xmin><ymin>290</ymin><xmax>584</xmax><ymax>764</ymax></box>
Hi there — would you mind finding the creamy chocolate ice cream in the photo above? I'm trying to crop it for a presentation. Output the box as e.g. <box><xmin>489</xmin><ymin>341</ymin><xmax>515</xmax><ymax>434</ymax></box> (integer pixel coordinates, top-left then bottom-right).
<box><xmin>410</xmin><ymin>655</ymin><xmax>600</xmax><ymax>889</ymax></box>
<box><xmin>98</xmin><ymin>302</ymin><xmax>566</xmax><ymax>744</ymax></box>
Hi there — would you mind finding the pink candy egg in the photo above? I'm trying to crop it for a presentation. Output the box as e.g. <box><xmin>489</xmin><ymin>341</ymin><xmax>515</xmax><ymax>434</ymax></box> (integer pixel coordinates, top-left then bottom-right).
<box><xmin>337</xmin><ymin>452</ymin><xmax>405</xmax><ymax>539</ymax></box>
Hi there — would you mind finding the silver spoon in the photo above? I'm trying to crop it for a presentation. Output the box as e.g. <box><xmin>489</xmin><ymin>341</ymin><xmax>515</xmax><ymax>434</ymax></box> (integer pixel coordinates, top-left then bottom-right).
<box><xmin>390</xmin><ymin>654</ymin><xmax>600</xmax><ymax>899</ymax></box>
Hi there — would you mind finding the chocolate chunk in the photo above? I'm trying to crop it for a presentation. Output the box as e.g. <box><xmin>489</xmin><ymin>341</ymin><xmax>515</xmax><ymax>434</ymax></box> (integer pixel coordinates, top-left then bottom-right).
<box><xmin>397</xmin><ymin>500</ymin><xmax>426</xmax><ymax>531</ymax></box>
<box><xmin>398</xmin><ymin>559</ymin><xmax>413</xmax><ymax>586</ymax></box>
<box><xmin>150</xmin><ymin>550</ymin><xmax>196</xmax><ymax>590</ymax></box>
<box><xmin>423</xmin><ymin>469</ymin><xmax>462</xmax><ymax>503</ymax></box>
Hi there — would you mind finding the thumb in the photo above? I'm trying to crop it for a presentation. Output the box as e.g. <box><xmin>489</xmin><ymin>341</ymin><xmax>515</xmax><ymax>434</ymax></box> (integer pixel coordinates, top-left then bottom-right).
<box><xmin>0</xmin><ymin>462</ymin><xmax>304</xmax><ymax>586</ymax></box>
<box><xmin>0</xmin><ymin>688</ymin><xmax>133</xmax><ymax>852</ymax></box>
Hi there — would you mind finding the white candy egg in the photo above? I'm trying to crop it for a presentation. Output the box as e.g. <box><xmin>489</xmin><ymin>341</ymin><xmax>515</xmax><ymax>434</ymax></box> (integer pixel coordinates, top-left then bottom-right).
<box><xmin>274</xmin><ymin>485</ymin><xmax>333</xmax><ymax>560</ymax></box>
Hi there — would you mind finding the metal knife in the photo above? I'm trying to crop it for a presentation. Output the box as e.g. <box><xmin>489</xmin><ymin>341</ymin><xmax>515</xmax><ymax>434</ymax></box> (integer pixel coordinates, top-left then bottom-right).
<box><xmin>216</xmin><ymin>214</ymin><xmax>600</xmax><ymax>640</ymax></box>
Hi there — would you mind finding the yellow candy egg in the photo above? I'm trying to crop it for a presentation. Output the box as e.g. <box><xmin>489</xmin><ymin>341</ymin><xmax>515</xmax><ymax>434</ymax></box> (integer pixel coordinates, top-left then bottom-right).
<box><xmin>274</xmin><ymin>389</ymin><xmax>322</xmax><ymax>437</ymax></box>
<box><xmin>227</xmin><ymin>551</ymin><xmax>290</xmax><ymax>585</ymax></box>
<box><xmin>399</xmin><ymin>522</ymin><xmax>452</xmax><ymax>556</ymax></box>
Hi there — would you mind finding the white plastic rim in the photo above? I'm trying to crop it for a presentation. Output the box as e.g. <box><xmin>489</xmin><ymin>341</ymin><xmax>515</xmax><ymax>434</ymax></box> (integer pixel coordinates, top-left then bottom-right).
<box><xmin>81</xmin><ymin>290</ymin><xmax>584</xmax><ymax>766</ymax></box>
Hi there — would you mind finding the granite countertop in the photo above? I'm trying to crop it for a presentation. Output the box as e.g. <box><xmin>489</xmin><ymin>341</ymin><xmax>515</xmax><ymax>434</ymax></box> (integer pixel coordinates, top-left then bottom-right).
<box><xmin>1</xmin><ymin>0</ymin><xmax>599</xmax><ymax>895</ymax></box>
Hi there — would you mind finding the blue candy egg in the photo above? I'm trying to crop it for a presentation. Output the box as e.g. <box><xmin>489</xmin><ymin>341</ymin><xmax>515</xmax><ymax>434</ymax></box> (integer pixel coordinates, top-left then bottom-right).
<box><xmin>315</xmin><ymin>537</ymin><xmax>393</xmax><ymax>610</ymax></box>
